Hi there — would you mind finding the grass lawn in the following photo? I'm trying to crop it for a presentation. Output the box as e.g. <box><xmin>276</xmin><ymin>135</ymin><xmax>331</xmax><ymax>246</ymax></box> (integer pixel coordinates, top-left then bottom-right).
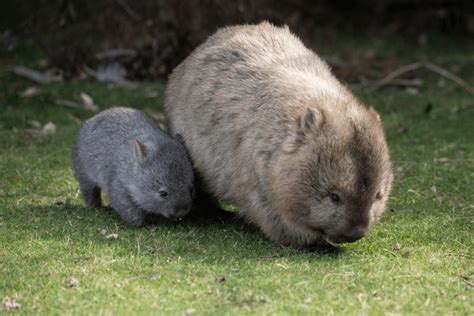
<box><xmin>0</xmin><ymin>36</ymin><xmax>473</xmax><ymax>315</ymax></box>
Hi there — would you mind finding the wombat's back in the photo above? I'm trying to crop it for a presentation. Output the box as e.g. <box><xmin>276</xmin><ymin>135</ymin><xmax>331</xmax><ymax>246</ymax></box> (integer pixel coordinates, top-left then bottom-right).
<box><xmin>165</xmin><ymin>23</ymin><xmax>352</xmax><ymax>200</ymax></box>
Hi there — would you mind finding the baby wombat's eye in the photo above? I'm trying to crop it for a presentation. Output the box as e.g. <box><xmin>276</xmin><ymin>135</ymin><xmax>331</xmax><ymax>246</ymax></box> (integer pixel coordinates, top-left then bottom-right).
<box><xmin>159</xmin><ymin>190</ymin><xmax>169</xmax><ymax>198</ymax></box>
<box><xmin>329</xmin><ymin>193</ymin><xmax>341</xmax><ymax>204</ymax></box>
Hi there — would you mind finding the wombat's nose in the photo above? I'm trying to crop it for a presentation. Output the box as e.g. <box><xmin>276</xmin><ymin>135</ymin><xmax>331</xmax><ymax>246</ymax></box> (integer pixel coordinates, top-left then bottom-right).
<box><xmin>340</xmin><ymin>227</ymin><xmax>367</xmax><ymax>243</ymax></box>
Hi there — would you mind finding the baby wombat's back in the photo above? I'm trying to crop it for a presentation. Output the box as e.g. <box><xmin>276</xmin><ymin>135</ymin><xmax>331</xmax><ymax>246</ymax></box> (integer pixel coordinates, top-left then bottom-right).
<box><xmin>165</xmin><ymin>23</ymin><xmax>393</xmax><ymax>248</ymax></box>
<box><xmin>73</xmin><ymin>107</ymin><xmax>164</xmax><ymax>182</ymax></box>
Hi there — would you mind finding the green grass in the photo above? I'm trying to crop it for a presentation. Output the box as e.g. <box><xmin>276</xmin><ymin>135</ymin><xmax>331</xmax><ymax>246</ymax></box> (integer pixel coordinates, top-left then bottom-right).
<box><xmin>0</xmin><ymin>37</ymin><xmax>473</xmax><ymax>315</ymax></box>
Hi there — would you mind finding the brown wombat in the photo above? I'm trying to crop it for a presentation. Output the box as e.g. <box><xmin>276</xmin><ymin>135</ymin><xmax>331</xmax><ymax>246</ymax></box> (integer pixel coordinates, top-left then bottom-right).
<box><xmin>165</xmin><ymin>22</ymin><xmax>393</xmax><ymax>248</ymax></box>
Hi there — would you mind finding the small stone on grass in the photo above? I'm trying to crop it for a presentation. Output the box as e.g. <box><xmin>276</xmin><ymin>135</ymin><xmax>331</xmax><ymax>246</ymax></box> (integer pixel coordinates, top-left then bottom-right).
<box><xmin>392</xmin><ymin>243</ymin><xmax>402</xmax><ymax>251</ymax></box>
<box><xmin>3</xmin><ymin>297</ymin><xmax>20</xmax><ymax>312</ymax></box>
<box><xmin>67</xmin><ymin>277</ymin><xmax>79</xmax><ymax>287</ymax></box>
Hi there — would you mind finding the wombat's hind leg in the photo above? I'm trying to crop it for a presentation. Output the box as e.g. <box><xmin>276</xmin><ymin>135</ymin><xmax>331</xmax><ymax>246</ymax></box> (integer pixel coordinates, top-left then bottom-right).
<box><xmin>80</xmin><ymin>182</ymin><xmax>102</xmax><ymax>208</ymax></box>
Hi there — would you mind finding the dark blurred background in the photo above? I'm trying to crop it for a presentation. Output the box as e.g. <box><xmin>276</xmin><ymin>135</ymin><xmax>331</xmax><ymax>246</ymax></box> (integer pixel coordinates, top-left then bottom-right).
<box><xmin>1</xmin><ymin>0</ymin><xmax>473</xmax><ymax>82</ymax></box>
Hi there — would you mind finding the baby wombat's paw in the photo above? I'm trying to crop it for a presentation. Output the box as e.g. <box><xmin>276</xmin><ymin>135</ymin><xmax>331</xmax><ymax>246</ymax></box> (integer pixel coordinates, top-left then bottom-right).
<box><xmin>118</xmin><ymin>208</ymin><xmax>145</xmax><ymax>228</ymax></box>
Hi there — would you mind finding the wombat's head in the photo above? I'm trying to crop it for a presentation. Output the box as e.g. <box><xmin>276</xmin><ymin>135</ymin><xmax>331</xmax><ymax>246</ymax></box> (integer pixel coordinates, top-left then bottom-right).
<box><xmin>271</xmin><ymin>105</ymin><xmax>393</xmax><ymax>245</ymax></box>
<box><xmin>127</xmin><ymin>135</ymin><xmax>194</xmax><ymax>220</ymax></box>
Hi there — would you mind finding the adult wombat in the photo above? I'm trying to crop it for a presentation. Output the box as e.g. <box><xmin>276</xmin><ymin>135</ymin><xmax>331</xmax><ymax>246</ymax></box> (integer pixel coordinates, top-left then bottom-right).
<box><xmin>73</xmin><ymin>107</ymin><xmax>194</xmax><ymax>227</ymax></box>
<box><xmin>165</xmin><ymin>22</ymin><xmax>393</xmax><ymax>248</ymax></box>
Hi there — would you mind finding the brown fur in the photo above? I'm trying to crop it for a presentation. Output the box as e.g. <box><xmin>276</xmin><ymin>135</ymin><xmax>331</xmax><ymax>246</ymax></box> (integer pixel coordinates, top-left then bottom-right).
<box><xmin>164</xmin><ymin>22</ymin><xmax>393</xmax><ymax>248</ymax></box>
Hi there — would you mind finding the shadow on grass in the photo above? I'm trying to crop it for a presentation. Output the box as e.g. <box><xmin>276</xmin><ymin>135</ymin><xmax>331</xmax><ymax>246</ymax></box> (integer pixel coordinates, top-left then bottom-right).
<box><xmin>8</xmin><ymin>203</ymin><xmax>345</xmax><ymax>264</ymax></box>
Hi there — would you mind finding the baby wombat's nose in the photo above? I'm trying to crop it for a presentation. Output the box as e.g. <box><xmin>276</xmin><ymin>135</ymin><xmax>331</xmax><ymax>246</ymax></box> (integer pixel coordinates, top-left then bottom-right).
<box><xmin>173</xmin><ymin>205</ymin><xmax>191</xmax><ymax>219</ymax></box>
<box><xmin>340</xmin><ymin>226</ymin><xmax>367</xmax><ymax>243</ymax></box>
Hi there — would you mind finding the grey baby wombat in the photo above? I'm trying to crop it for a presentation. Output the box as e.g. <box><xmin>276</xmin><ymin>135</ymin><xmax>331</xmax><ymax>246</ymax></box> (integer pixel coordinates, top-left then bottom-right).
<box><xmin>72</xmin><ymin>107</ymin><xmax>194</xmax><ymax>227</ymax></box>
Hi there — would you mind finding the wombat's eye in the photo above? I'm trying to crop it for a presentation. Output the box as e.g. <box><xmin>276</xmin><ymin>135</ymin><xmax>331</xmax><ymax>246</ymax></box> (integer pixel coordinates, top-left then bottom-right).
<box><xmin>159</xmin><ymin>190</ymin><xmax>169</xmax><ymax>198</ymax></box>
<box><xmin>330</xmin><ymin>193</ymin><xmax>341</xmax><ymax>204</ymax></box>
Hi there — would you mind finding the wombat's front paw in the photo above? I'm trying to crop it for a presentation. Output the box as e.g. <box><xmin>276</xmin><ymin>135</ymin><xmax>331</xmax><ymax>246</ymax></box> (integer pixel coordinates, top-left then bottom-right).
<box><xmin>119</xmin><ymin>209</ymin><xmax>145</xmax><ymax>228</ymax></box>
<box><xmin>305</xmin><ymin>241</ymin><xmax>341</xmax><ymax>255</ymax></box>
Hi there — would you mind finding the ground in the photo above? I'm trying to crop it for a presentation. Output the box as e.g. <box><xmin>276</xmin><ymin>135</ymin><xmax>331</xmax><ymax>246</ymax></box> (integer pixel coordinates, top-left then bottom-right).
<box><xmin>0</xmin><ymin>34</ymin><xmax>473</xmax><ymax>315</ymax></box>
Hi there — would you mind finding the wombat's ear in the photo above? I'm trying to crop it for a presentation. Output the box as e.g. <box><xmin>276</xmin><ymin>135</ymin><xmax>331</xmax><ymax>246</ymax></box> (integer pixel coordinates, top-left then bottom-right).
<box><xmin>132</xmin><ymin>139</ymin><xmax>148</xmax><ymax>162</ymax></box>
<box><xmin>283</xmin><ymin>108</ymin><xmax>323</xmax><ymax>153</ymax></box>
<box><xmin>299</xmin><ymin>107</ymin><xmax>323</xmax><ymax>133</ymax></box>
<box><xmin>174</xmin><ymin>133</ymin><xmax>186</xmax><ymax>145</ymax></box>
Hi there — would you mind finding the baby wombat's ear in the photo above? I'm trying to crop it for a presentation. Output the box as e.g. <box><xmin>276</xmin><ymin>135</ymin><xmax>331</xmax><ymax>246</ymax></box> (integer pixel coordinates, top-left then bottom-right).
<box><xmin>174</xmin><ymin>133</ymin><xmax>186</xmax><ymax>146</ymax></box>
<box><xmin>132</xmin><ymin>139</ymin><xmax>148</xmax><ymax>162</ymax></box>
<box><xmin>298</xmin><ymin>107</ymin><xmax>324</xmax><ymax>134</ymax></box>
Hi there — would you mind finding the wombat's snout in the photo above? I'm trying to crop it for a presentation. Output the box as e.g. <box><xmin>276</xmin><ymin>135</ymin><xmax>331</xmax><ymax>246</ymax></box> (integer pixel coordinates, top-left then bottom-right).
<box><xmin>330</xmin><ymin>226</ymin><xmax>367</xmax><ymax>244</ymax></box>
<box><xmin>165</xmin><ymin>204</ymin><xmax>191</xmax><ymax>221</ymax></box>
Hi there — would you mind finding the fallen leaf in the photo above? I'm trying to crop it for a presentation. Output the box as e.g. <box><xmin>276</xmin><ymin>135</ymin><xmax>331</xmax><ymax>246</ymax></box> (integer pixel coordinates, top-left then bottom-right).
<box><xmin>392</xmin><ymin>243</ymin><xmax>402</xmax><ymax>251</ymax></box>
<box><xmin>26</xmin><ymin>120</ymin><xmax>42</xmax><ymax>129</ymax></box>
<box><xmin>95</xmin><ymin>63</ymin><xmax>128</xmax><ymax>84</ymax></box>
<box><xmin>144</xmin><ymin>89</ymin><xmax>160</xmax><ymax>98</ymax></box>
<box><xmin>184</xmin><ymin>308</ymin><xmax>196</xmax><ymax>316</ymax></box>
<box><xmin>96</xmin><ymin>49</ymin><xmax>136</xmax><ymax>60</ymax></box>
<box><xmin>67</xmin><ymin>277</ymin><xmax>79</xmax><ymax>287</ymax></box>
<box><xmin>79</xmin><ymin>92</ymin><xmax>99</xmax><ymax>112</ymax></box>
<box><xmin>100</xmin><ymin>229</ymin><xmax>108</xmax><ymax>235</ymax></box>
<box><xmin>41</xmin><ymin>122</ymin><xmax>56</xmax><ymax>136</ymax></box>
<box><xmin>405</xmin><ymin>87</ymin><xmax>419</xmax><ymax>95</ymax></box>
<box><xmin>105</xmin><ymin>233</ymin><xmax>118</xmax><ymax>240</ymax></box>
<box><xmin>149</xmin><ymin>273</ymin><xmax>161</xmax><ymax>281</ymax></box>
<box><xmin>20</xmin><ymin>86</ymin><xmax>41</xmax><ymax>98</ymax></box>
<box><xmin>434</xmin><ymin>157</ymin><xmax>450</xmax><ymax>164</ymax></box>
<box><xmin>55</xmin><ymin>99</ymin><xmax>81</xmax><ymax>109</ymax></box>
<box><xmin>2</xmin><ymin>297</ymin><xmax>20</xmax><ymax>312</ymax></box>
<box><xmin>67</xmin><ymin>113</ymin><xmax>82</xmax><ymax>124</ymax></box>
<box><xmin>13</xmin><ymin>66</ymin><xmax>61</xmax><ymax>84</ymax></box>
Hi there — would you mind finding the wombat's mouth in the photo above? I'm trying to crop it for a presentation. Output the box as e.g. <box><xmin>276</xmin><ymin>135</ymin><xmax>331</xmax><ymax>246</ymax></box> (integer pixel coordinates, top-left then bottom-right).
<box><xmin>164</xmin><ymin>214</ymin><xmax>184</xmax><ymax>221</ymax></box>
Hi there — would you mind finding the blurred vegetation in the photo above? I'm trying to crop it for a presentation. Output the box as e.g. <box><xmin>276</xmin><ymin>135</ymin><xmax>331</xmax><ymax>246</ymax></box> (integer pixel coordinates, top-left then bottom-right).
<box><xmin>2</xmin><ymin>0</ymin><xmax>473</xmax><ymax>80</ymax></box>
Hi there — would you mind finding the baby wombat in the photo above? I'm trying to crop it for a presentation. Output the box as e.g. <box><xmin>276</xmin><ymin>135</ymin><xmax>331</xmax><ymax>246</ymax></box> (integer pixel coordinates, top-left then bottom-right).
<box><xmin>165</xmin><ymin>22</ymin><xmax>393</xmax><ymax>248</ymax></box>
<box><xmin>72</xmin><ymin>107</ymin><xmax>194</xmax><ymax>227</ymax></box>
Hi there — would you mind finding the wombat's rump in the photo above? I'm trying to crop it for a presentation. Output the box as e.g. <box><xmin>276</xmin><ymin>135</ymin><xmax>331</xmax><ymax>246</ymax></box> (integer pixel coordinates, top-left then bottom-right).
<box><xmin>165</xmin><ymin>22</ymin><xmax>393</xmax><ymax>248</ymax></box>
<box><xmin>73</xmin><ymin>107</ymin><xmax>194</xmax><ymax>227</ymax></box>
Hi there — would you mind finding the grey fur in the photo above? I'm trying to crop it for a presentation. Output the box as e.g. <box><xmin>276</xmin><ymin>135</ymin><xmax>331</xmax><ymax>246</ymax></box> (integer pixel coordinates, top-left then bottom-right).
<box><xmin>165</xmin><ymin>22</ymin><xmax>393</xmax><ymax>248</ymax></box>
<box><xmin>72</xmin><ymin>107</ymin><xmax>194</xmax><ymax>227</ymax></box>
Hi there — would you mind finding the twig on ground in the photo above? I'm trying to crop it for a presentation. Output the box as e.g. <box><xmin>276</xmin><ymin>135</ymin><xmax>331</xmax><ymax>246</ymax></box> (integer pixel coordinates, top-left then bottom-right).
<box><xmin>369</xmin><ymin>62</ymin><xmax>473</xmax><ymax>94</ymax></box>
<box><xmin>13</xmin><ymin>66</ymin><xmax>61</xmax><ymax>85</ymax></box>
<box><xmin>423</xmin><ymin>62</ymin><xmax>472</xmax><ymax>92</ymax></box>
<box><xmin>96</xmin><ymin>49</ymin><xmax>136</xmax><ymax>60</ymax></box>
<box><xmin>372</xmin><ymin>62</ymin><xmax>423</xmax><ymax>88</ymax></box>
<box><xmin>55</xmin><ymin>99</ymin><xmax>81</xmax><ymax>109</ymax></box>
